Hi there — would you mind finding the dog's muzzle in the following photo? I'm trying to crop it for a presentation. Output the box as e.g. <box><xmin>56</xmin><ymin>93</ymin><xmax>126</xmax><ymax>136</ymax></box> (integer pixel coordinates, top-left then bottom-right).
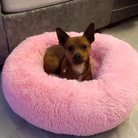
<box><xmin>72</xmin><ymin>53</ymin><xmax>84</xmax><ymax>65</ymax></box>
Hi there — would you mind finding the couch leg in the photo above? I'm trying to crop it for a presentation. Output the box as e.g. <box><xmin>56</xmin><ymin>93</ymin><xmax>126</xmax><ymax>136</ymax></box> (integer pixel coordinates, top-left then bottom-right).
<box><xmin>106</xmin><ymin>21</ymin><xmax>121</xmax><ymax>29</ymax></box>
<box><xmin>0</xmin><ymin>64</ymin><xmax>3</xmax><ymax>71</ymax></box>
<box><xmin>95</xmin><ymin>29</ymin><xmax>101</xmax><ymax>33</ymax></box>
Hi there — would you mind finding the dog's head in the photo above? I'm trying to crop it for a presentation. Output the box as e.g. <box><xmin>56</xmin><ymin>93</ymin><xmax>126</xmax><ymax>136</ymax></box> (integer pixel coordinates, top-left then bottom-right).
<box><xmin>56</xmin><ymin>23</ymin><xmax>95</xmax><ymax>66</ymax></box>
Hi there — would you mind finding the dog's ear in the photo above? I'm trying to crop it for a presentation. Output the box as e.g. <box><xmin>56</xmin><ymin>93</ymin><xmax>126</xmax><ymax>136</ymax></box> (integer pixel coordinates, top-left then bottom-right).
<box><xmin>56</xmin><ymin>28</ymin><xmax>69</xmax><ymax>46</ymax></box>
<box><xmin>83</xmin><ymin>23</ymin><xmax>95</xmax><ymax>44</ymax></box>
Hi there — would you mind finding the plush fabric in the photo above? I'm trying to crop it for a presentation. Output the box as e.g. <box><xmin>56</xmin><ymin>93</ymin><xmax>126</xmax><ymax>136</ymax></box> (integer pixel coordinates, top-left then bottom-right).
<box><xmin>2</xmin><ymin>32</ymin><xmax>138</xmax><ymax>136</ymax></box>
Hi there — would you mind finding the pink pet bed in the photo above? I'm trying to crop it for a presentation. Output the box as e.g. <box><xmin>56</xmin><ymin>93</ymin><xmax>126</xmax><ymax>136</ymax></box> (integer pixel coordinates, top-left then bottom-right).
<box><xmin>2</xmin><ymin>32</ymin><xmax>138</xmax><ymax>136</ymax></box>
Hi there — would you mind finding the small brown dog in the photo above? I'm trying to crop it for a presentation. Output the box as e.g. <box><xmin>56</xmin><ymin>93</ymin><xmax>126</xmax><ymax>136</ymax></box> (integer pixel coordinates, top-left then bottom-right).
<box><xmin>44</xmin><ymin>23</ymin><xmax>95</xmax><ymax>81</ymax></box>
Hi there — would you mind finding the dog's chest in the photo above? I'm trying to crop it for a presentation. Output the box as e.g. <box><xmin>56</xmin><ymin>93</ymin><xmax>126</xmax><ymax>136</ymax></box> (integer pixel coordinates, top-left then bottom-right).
<box><xmin>72</xmin><ymin>64</ymin><xmax>85</xmax><ymax>75</ymax></box>
<box><xmin>72</xmin><ymin>64</ymin><xmax>86</xmax><ymax>81</ymax></box>
<box><xmin>61</xmin><ymin>59</ymin><xmax>86</xmax><ymax>81</ymax></box>
<box><xmin>77</xmin><ymin>75</ymin><xmax>83</xmax><ymax>81</ymax></box>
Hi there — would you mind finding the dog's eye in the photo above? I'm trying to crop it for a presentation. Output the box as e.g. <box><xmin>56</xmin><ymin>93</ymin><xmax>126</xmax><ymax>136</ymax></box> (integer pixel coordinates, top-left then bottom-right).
<box><xmin>68</xmin><ymin>46</ymin><xmax>74</xmax><ymax>51</ymax></box>
<box><xmin>82</xmin><ymin>45</ymin><xmax>87</xmax><ymax>50</ymax></box>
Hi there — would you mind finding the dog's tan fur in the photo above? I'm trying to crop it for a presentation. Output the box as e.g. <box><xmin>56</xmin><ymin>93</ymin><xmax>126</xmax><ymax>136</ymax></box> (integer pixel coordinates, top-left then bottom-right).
<box><xmin>44</xmin><ymin>23</ymin><xmax>95</xmax><ymax>81</ymax></box>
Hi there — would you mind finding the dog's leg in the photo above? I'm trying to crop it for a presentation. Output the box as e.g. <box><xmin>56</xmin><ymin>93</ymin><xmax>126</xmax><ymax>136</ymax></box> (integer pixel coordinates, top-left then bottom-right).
<box><xmin>82</xmin><ymin>75</ymin><xmax>92</xmax><ymax>81</ymax></box>
<box><xmin>44</xmin><ymin>55</ymin><xmax>59</xmax><ymax>74</ymax></box>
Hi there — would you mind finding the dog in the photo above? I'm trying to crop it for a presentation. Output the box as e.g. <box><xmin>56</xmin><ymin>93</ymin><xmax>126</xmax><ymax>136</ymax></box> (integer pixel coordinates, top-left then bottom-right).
<box><xmin>44</xmin><ymin>23</ymin><xmax>95</xmax><ymax>81</ymax></box>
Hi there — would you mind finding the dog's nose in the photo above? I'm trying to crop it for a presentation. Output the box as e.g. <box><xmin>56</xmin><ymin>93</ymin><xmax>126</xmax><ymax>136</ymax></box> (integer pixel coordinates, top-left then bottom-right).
<box><xmin>74</xmin><ymin>53</ymin><xmax>81</xmax><ymax>59</ymax></box>
<box><xmin>73</xmin><ymin>53</ymin><xmax>84</xmax><ymax>64</ymax></box>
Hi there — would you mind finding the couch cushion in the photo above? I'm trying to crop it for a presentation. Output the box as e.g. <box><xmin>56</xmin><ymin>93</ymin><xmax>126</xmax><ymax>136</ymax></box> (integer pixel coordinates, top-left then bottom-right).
<box><xmin>1</xmin><ymin>0</ymin><xmax>72</xmax><ymax>13</ymax></box>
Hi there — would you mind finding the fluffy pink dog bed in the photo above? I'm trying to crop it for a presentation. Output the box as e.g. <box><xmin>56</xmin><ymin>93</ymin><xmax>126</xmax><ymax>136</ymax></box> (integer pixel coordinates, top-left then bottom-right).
<box><xmin>2</xmin><ymin>32</ymin><xmax>138</xmax><ymax>136</ymax></box>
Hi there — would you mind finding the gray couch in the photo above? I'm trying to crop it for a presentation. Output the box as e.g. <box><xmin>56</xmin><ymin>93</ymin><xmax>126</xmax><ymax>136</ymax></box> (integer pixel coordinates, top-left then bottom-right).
<box><xmin>0</xmin><ymin>0</ymin><xmax>138</xmax><ymax>65</ymax></box>
<box><xmin>111</xmin><ymin>0</ymin><xmax>138</xmax><ymax>23</ymax></box>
